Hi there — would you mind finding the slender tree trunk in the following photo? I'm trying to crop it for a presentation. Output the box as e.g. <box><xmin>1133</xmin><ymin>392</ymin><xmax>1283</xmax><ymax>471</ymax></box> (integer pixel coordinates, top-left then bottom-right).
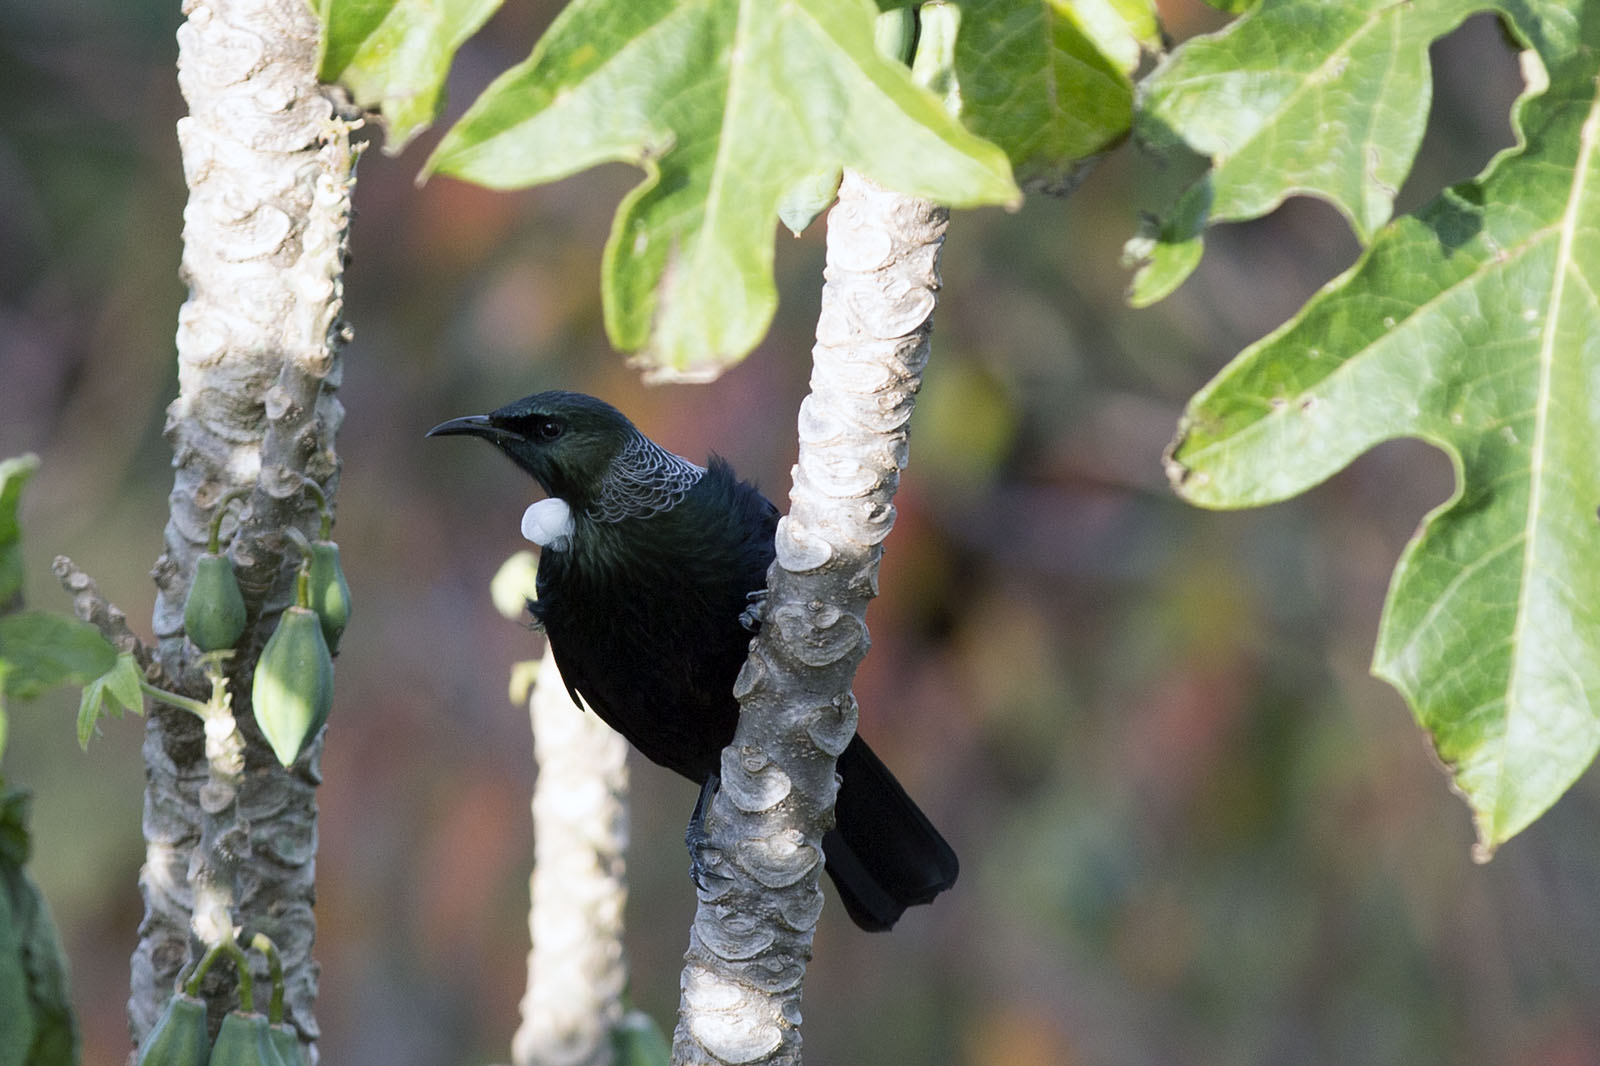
<box><xmin>126</xmin><ymin>0</ymin><xmax>356</xmax><ymax>1058</ymax></box>
<box><xmin>670</xmin><ymin>171</ymin><xmax>948</xmax><ymax>1066</ymax></box>
<box><xmin>514</xmin><ymin>642</ymin><xmax>631</xmax><ymax>1066</ymax></box>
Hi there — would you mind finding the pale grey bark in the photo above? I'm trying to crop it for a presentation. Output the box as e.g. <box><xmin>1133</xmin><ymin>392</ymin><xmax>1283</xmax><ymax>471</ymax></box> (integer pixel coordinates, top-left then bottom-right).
<box><xmin>670</xmin><ymin>171</ymin><xmax>948</xmax><ymax>1066</ymax></box>
<box><xmin>124</xmin><ymin>0</ymin><xmax>357</xmax><ymax>1059</ymax></box>
<box><xmin>513</xmin><ymin>642</ymin><xmax>632</xmax><ymax>1066</ymax></box>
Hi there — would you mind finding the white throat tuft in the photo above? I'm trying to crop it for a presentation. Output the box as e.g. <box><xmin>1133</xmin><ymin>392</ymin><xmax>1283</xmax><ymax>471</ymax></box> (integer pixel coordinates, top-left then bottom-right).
<box><xmin>522</xmin><ymin>498</ymin><xmax>575</xmax><ymax>549</ymax></box>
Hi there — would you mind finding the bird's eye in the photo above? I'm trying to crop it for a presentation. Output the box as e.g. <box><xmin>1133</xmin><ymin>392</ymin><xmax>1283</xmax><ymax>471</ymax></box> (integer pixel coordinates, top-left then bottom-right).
<box><xmin>533</xmin><ymin>418</ymin><xmax>564</xmax><ymax>442</ymax></box>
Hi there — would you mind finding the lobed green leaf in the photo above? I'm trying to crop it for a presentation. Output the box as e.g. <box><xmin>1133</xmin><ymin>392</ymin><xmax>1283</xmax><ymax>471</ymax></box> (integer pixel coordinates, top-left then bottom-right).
<box><xmin>0</xmin><ymin>456</ymin><xmax>39</xmax><ymax>607</ymax></box>
<box><xmin>1072</xmin><ymin>0</ymin><xmax>1163</xmax><ymax>71</ymax></box>
<box><xmin>316</xmin><ymin>0</ymin><xmax>502</xmax><ymax>153</ymax></box>
<box><xmin>0</xmin><ymin>614</ymin><xmax>117</xmax><ymax>706</ymax></box>
<box><xmin>952</xmin><ymin>0</ymin><xmax>1139</xmax><ymax>193</ymax></box>
<box><xmin>1126</xmin><ymin>0</ymin><xmax>1546</xmax><ymax>305</ymax></box>
<box><xmin>0</xmin><ymin>786</ymin><xmax>78</xmax><ymax>1066</ymax></box>
<box><xmin>1166</xmin><ymin>4</ymin><xmax>1600</xmax><ymax>853</ymax></box>
<box><xmin>426</xmin><ymin>0</ymin><xmax>1018</xmax><ymax>379</ymax></box>
<box><xmin>0</xmin><ymin>872</ymin><xmax>31</xmax><ymax>1066</ymax></box>
<box><xmin>76</xmin><ymin>653</ymin><xmax>145</xmax><ymax>750</ymax></box>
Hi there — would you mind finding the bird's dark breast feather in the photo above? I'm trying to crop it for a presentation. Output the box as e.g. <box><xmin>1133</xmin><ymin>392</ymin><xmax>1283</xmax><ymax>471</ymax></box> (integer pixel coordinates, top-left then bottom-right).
<box><xmin>531</xmin><ymin>459</ymin><xmax>778</xmax><ymax>783</ymax></box>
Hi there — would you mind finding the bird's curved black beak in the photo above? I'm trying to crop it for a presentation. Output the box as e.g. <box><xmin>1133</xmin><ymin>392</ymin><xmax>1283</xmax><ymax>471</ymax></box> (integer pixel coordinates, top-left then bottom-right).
<box><xmin>426</xmin><ymin>414</ymin><xmax>523</xmax><ymax>445</ymax></box>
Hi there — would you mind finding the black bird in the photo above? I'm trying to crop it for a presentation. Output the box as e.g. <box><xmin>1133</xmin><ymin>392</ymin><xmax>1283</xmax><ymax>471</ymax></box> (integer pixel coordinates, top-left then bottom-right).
<box><xmin>429</xmin><ymin>391</ymin><xmax>957</xmax><ymax>930</ymax></box>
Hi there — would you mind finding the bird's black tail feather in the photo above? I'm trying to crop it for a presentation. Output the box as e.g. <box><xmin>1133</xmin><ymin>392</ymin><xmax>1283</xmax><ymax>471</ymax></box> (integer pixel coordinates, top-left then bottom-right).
<box><xmin>823</xmin><ymin>734</ymin><xmax>958</xmax><ymax>931</ymax></box>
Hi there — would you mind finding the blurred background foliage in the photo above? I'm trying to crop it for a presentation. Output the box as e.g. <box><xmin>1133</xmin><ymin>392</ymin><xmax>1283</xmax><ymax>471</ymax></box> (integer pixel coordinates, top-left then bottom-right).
<box><xmin>4</xmin><ymin>1</ymin><xmax>1600</xmax><ymax>1064</ymax></box>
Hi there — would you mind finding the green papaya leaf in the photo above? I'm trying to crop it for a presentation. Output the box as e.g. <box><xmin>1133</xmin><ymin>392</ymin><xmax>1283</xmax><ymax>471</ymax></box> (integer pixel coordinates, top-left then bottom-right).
<box><xmin>952</xmin><ymin>0</ymin><xmax>1137</xmax><ymax>193</ymax></box>
<box><xmin>0</xmin><ymin>879</ymin><xmax>32</xmax><ymax>1066</ymax></box>
<box><xmin>874</xmin><ymin>6</ymin><xmax>915</xmax><ymax>64</ymax></box>
<box><xmin>1126</xmin><ymin>0</ymin><xmax>1543</xmax><ymax>306</ymax></box>
<box><xmin>0</xmin><ymin>614</ymin><xmax>117</xmax><ymax>705</ymax></box>
<box><xmin>1069</xmin><ymin>0</ymin><xmax>1163</xmax><ymax>71</ymax></box>
<box><xmin>777</xmin><ymin>166</ymin><xmax>844</xmax><ymax>236</ymax></box>
<box><xmin>318</xmin><ymin>0</ymin><xmax>396</xmax><ymax>79</ymax></box>
<box><xmin>76</xmin><ymin>652</ymin><xmax>144</xmax><ymax>750</ymax></box>
<box><xmin>0</xmin><ymin>456</ymin><xmax>39</xmax><ymax>608</ymax></box>
<box><xmin>0</xmin><ymin>787</ymin><xmax>79</xmax><ymax>1066</ymax></box>
<box><xmin>11</xmin><ymin>884</ymin><xmax>75</xmax><ymax>1066</ymax></box>
<box><xmin>316</xmin><ymin>0</ymin><xmax>502</xmax><ymax>153</ymax></box>
<box><xmin>1165</xmin><ymin>12</ymin><xmax>1600</xmax><ymax>855</ymax></box>
<box><xmin>426</xmin><ymin>0</ymin><xmax>1018</xmax><ymax>379</ymax></box>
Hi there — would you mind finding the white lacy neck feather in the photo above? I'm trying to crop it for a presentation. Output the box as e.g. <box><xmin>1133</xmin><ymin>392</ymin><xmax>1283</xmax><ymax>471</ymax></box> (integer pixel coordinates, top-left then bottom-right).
<box><xmin>586</xmin><ymin>433</ymin><xmax>705</xmax><ymax>522</ymax></box>
<box><xmin>521</xmin><ymin>433</ymin><xmax>705</xmax><ymax>551</ymax></box>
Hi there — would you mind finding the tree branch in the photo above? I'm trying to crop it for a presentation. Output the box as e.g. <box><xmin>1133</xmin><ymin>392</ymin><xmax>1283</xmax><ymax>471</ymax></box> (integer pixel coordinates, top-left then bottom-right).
<box><xmin>51</xmin><ymin>555</ymin><xmax>155</xmax><ymax>671</ymax></box>
<box><xmin>671</xmin><ymin>171</ymin><xmax>948</xmax><ymax>1066</ymax></box>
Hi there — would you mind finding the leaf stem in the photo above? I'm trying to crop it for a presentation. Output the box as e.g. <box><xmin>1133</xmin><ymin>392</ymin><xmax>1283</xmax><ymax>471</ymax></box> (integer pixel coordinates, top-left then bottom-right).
<box><xmin>284</xmin><ymin>525</ymin><xmax>312</xmax><ymax>561</ymax></box>
<box><xmin>299</xmin><ymin>475</ymin><xmax>332</xmax><ymax>540</ymax></box>
<box><xmin>874</xmin><ymin>7</ymin><xmax>916</xmax><ymax>65</ymax></box>
<box><xmin>183</xmin><ymin>938</ymin><xmax>252</xmax><ymax>1012</ymax></box>
<box><xmin>251</xmin><ymin>933</ymin><xmax>286</xmax><ymax>1023</ymax></box>
<box><xmin>139</xmin><ymin>678</ymin><xmax>211</xmax><ymax>719</ymax></box>
<box><xmin>207</xmin><ymin>489</ymin><xmax>252</xmax><ymax>554</ymax></box>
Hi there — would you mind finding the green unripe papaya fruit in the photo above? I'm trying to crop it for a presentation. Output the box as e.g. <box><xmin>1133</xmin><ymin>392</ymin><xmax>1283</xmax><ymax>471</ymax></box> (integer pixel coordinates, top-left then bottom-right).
<box><xmin>268</xmin><ymin>1023</ymin><xmax>303</xmax><ymax>1066</ymax></box>
<box><xmin>305</xmin><ymin>540</ymin><xmax>350</xmax><ymax>654</ymax></box>
<box><xmin>136</xmin><ymin>992</ymin><xmax>211</xmax><ymax>1066</ymax></box>
<box><xmin>209</xmin><ymin>1011</ymin><xmax>286</xmax><ymax>1066</ymax></box>
<box><xmin>251</xmin><ymin>606</ymin><xmax>333</xmax><ymax>768</ymax></box>
<box><xmin>184</xmin><ymin>553</ymin><xmax>247</xmax><ymax>653</ymax></box>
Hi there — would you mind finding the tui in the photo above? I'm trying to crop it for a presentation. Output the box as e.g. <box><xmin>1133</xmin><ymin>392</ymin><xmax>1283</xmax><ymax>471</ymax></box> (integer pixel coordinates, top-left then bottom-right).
<box><xmin>429</xmin><ymin>390</ymin><xmax>957</xmax><ymax>930</ymax></box>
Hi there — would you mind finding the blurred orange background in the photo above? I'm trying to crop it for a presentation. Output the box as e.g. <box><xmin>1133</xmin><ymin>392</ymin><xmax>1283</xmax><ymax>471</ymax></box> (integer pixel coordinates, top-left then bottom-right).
<box><xmin>5</xmin><ymin>3</ymin><xmax>1597</xmax><ymax>1065</ymax></box>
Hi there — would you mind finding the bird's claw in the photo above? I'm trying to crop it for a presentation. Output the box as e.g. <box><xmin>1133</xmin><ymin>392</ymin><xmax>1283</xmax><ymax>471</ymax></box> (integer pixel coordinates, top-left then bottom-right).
<box><xmin>685</xmin><ymin>772</ymin><xmax>731</xmax><ymax>890</ymax></box>
<box><xmin>738</xmin><ymin>588</ymin><xmax>768</xmax><ymax>633</ymax></box>
<box><xmin>685</xmin><ymin>823</ymin><xmax>729</xmax><ymax>891</ymax></box>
